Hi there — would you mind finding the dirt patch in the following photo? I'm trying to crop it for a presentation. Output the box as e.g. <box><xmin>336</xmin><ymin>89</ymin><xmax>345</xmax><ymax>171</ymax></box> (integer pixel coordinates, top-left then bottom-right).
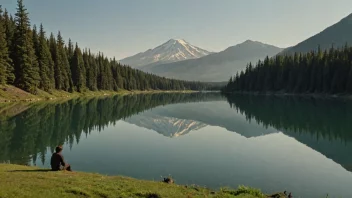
<box><xmin>0</xmin><ymin>85</ymin><xmax>37</xmax><ymax>102</ymax></box>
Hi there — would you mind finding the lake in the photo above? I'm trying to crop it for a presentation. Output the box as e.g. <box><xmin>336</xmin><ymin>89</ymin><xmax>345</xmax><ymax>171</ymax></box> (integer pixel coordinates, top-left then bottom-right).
<box><xmin>1</xmin><ymin>93</ymin><xmax>352</xmax><ymax>198</ymax></box>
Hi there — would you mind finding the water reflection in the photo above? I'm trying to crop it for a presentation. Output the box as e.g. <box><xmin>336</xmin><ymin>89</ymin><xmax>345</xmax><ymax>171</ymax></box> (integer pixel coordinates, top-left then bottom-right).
<box><xmin>225</xmin><ymin>94</ymin><xmax>352</xmax><ymax>172</ymax></box>
<box><xmin>1</xmin><ymin>93</ymin><xmax>352</xmax><ymax>197</ymax></box>
<box><xmin>0</xmin><ymin>93</ymin><xmax>223</xmax><ymax>165</ymax></box>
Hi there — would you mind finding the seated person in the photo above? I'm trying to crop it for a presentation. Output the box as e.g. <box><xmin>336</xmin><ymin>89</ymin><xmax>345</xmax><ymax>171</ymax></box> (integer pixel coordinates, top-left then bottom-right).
<box><xmin>50</xmin><ymin>145</ymin><xmax>72</xmax><ymax>171</ymax></box>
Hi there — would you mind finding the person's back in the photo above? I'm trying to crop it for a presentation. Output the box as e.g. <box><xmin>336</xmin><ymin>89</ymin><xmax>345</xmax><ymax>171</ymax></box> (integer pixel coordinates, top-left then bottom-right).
<box><xmin>50</xmin><ymin>145</ymin><xmax>72</xmax><ymax>171</ymax></box>
<box><xmin>50</xmin><ymin>152</ymin><xmax>64</xmax><ymax>171</ymax></box>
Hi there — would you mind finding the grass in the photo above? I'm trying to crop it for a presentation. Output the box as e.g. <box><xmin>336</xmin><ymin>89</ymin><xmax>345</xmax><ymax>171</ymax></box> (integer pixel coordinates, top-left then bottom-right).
<box><xmin>0</xmin><ymin>164</ymin><xmax>285</xmax><ymax>198</ymax></box>
<box><xmin>0</xmin><ymin>85</ymin><xmax>197</xmax><ymax>103</ymax></box>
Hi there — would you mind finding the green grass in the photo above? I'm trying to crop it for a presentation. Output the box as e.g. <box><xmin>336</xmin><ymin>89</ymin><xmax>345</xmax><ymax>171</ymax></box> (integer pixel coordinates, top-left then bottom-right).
<box><xmin>0</xmin><ymin>164</ymin><xmax>284</xmax><ymax>198</ymax></box>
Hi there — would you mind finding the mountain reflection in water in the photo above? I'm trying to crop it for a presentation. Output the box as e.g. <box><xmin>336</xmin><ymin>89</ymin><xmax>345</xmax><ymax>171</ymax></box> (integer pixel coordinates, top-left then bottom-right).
<box><xmin>1</xmin><ymin>93</ymin><xmax>352</xmax><ymax>197</ymax></box>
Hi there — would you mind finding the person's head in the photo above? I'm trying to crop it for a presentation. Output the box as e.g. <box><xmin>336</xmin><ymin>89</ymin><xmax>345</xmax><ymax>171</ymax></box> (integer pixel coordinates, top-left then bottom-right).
<box><xmin>55</xmin><ymin>145</ymin><xmax>63</xmax><ymax>153</ymax></box>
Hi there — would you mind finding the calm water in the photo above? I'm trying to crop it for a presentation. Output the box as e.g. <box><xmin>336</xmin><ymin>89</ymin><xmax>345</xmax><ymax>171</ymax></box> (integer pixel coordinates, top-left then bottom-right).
<box><xmin>1</xmin><ymin>93</ymin><xmax>352</xmax><ymax>198</ymax></box>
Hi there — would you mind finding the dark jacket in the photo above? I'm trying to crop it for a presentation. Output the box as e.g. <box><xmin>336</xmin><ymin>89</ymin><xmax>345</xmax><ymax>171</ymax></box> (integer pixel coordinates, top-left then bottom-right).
<box><xmin>50</xmin><ymin>152</ymin><xmax>66</xmax><ymax>171</ymax></box>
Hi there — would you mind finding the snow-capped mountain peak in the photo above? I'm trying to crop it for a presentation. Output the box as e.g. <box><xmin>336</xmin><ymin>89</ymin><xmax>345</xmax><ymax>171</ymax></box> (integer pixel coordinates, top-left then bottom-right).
<box><xmin>120</xmin><ymin>39</ymin><xmax>212</xmax><ymax>68</ymax></box>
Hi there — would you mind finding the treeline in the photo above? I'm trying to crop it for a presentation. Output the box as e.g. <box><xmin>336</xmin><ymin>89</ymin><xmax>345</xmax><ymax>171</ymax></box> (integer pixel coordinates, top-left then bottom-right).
<box><xmin>225</xmin><ymin>94</ymin><xmax>352</xmax><ymax>142</ymax></box>
<box><xmin>223</xmin><ymin>44</ymin><xmax>352</xmax><ymax>94</ymax></box>
<box><xmin>0</xmin><ymin>1</ymin><xmax>213</xmax><ymax>94</ymax></box>
<box><xmin>0</xmin><ymin>92</ymin><xmax>223</xmax><ymax>165</ymax></box>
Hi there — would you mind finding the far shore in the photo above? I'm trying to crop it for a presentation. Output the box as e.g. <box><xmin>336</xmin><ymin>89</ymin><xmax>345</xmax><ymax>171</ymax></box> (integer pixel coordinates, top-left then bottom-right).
<box><xmin>221</xmin><ymin>91</ymin><xmax>352</xmax><ymax>100</ymax></box>
<box><xmin>0</xmin><ymin>85</ymin><xmax>201</xmax><ymax>104</ymax></box>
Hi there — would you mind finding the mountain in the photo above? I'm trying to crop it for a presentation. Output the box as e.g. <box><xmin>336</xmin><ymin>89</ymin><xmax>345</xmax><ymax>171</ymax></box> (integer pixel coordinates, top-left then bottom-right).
<box><xmin>280</xmin><ymin>13</ymin><xmax>352</xmax><ymax>55</ymax></box>
<box><xmin>141</xmin><ymin>40</ymin><xmax>283</xmax><ymax>82</ymax></box>
<box><xmin>119</xmin><ymin>39</ymin><xmax>212</xmax><ymax>68</ymax></box>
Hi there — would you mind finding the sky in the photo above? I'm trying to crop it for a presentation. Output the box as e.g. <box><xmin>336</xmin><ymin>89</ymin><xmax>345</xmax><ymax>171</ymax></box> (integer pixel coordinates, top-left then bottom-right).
<box><xmin>2</xmin><ymin>0</ymin><xmax>352</xmax><ymax>59</ymax></box>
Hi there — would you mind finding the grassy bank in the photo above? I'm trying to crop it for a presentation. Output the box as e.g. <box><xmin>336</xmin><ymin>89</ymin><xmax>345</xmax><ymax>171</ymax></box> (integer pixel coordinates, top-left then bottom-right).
<box><xmin>0</xmin><ymin>164</ymin><xmax>285</xmax><ymax>198</ymax></box>
<box><xmin>0</xmin><ymin>85</ymin><xmax>197</xmax><ymax>103</ymax></box>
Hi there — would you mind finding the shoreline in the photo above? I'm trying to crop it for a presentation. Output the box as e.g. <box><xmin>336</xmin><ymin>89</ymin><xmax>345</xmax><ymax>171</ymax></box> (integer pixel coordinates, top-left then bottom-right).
<box><xmin>0</xmin><ymin>164</ymin><xmax>286</xmax><ymax>198</ymax></box>
<box><xmin>221</xmin><ymin>91</ymin><xmax>352</xmax><ymax>100</ymax></box>
<box><xmin>0</xmin><ymin>85</ymin><xmax>199</xmax><ymax>104</ymax></box>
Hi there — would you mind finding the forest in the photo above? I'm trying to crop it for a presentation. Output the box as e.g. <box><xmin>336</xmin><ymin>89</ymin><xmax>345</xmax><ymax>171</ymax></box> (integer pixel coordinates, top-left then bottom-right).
<box><xmin>0</xmin><ymin>92</ymin><xmax>222</xmax><ymax>165</ymax></box>
<box><xmin>0</xmin><ymin>0</ymin><xmax>214</xmax><ymax>95</ymax></box>
<box><xmin>223</xmin><ymin>44</ymin><xmax>352</xmax><ymax>94</ymax></box>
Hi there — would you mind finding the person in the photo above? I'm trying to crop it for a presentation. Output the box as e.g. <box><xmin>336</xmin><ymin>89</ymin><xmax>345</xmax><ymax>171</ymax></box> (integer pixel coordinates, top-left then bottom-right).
<box><xmin>50</xmin><ymin>145</ymin><xmax>72</xmax><ymax>171</ymax></box>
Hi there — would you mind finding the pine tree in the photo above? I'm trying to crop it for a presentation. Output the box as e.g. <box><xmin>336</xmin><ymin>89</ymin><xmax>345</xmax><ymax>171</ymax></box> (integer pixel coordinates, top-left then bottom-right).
<box><xmin>84</xmin><ymin>49</ymin><xmax>97</xmax><ymax>91</ymax></box>
<box><xmin>0</xmin><ymin>6</ymin><xmax>12</xmax><ymax>85</ymax></box>
<box><xmin>97</xmin><ymin>52</ymin><xmax>103</xmax><ymax>90</ymax></box>
<box><xmin>32</xmin><ymin>25</ymin><xmax>39</xmax><ymax>54</ymax></box>
<box><xmin>49</xmin><ymin>33</ymin><xmax>61</xmax><ymax>89</ymax></box>
<box><xmin>71</xmin><ymin>43</ymin><xmax>86</xmax><ymax>92</ymax></box>
<box><xmin>4</xmin><ymin>9</ymin><xmax>15</xmax><ymax>56</ymax></box>
<box><xmin>35</xmin><ymin>24</ymin><xmax>54</xmax><ymax>91</ymax></box>
<box><xmin>57</xmin><ymin>32</ymin><xmax>72</xmax><ymax>91</ymax></box>
<box><xmin>12</xmin><ymin>0</ymin><xmax>40</xmax><ymax>93</ymax></box>
<box><xmin>67</xmin><ymin>38</ymin><xmax>74</xmax><ymax>61</ymax></box>
<box><xmin>88</xmin><ymin>50</ymin><xmax>98</xmax><ymax>90</ymax></box>
<box><xmin>2</xmin><ymin>9</ymin><xmax>15</xmax><ymax>84</ymax></box>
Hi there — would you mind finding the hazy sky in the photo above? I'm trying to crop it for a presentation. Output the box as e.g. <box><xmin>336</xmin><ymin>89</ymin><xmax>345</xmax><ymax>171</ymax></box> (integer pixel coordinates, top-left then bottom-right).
<box><xmin>2</xmin><ymin>0</ymin><xmax>352</xmax><ymax>59</ymax></box>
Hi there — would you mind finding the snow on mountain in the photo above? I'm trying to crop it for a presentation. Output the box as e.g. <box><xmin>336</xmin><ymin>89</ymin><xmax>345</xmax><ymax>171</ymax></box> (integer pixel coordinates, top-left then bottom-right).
<box><xmin>119</xmin><ymin>39</ymin><xmax>212</xmax><ymax>68</ymax></box>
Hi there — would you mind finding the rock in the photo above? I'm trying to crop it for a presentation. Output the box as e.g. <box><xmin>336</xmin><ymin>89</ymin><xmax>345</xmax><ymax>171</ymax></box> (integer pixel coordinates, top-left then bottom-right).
<box><xmin>162</xmin><ymin>177</ymin><xmax>174</xmax><ymax>184</ymax></box>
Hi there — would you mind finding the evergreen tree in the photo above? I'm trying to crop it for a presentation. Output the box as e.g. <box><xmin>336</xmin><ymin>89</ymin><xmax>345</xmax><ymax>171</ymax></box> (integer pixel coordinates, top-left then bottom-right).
<box><xmin>67</xmin><ymin>38</ymin><xmax>74</xmax><ymax>61</ymax></box>
<box><xmin>49</xmin><ymin>33</ymin><xmax>61</xmax><ymax>89</ymax></box>
<box><xmin>12</xmin><ymin>0</ymin><xmax>40</xmax><ymax>93</ymax></box>
<box><xmin>35</xmin><ymin>24</ymin><xmax>54</xmax><ymax>91</ymax></box>
<box><xmin>57</xmin><ymin>32</ymin><xmax>72</xmax><ymax>91</ymax></box>
<box><xmin>84</xmin><ymin>49</ymin><xmax>97</xmax><ymax>91</ymax></box>
<box><xmin>32</xmin><ymin>25</ymin><xmax>39</xmax><ymax>54</ymax></box>
<box><xmin>71</xmin><ymin>43</ymin><xmax>86</xmax><ymax>92</ymax></box>
<box><xmin>4</xmin><ymin>9</ymin><xmax>15</xmax><ymax>63</ymax></box>
<box><xmin>2</xmin><ymin>9</ymin><xmax>15</xmax><ymax>84</ymax></box>
<box><xmin>0</xmin><ymin>6</ymin><xmax>14</xmax><ymax>85</ymax></box>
